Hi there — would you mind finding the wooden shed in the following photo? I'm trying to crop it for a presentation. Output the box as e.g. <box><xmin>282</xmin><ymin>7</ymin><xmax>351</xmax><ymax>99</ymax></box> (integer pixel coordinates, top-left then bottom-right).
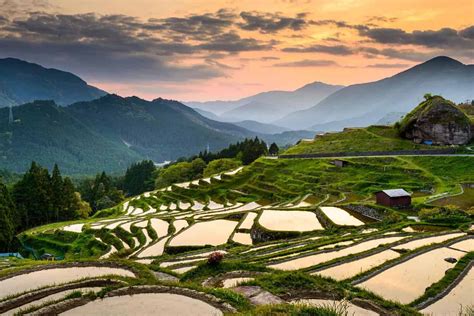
<box><xmin>375</xmin><ymin>189</ymin><xmax>411</xmax><ymax>207</ymax></box>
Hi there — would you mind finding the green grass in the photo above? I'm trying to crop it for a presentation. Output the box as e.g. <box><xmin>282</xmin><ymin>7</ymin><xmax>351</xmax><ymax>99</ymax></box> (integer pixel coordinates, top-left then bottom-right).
<box><xmin>285</xmin><ymin>126</ymin><xmax>445</xmax><ymax>155</ymax></box>
<box><xmin>432</xmin><ymin>187</ymin><xmax>474</xmax><ymax>209</ymax></box>
<box><xmin>242</xmin><ymin>303</ymin><xmax>349</xmax><ymax>316</ymax></box>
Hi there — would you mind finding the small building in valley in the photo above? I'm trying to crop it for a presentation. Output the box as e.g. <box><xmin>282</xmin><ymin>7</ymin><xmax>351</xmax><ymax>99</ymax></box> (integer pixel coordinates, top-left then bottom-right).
<box><xmin>331</xmin><ymin>159</ymin><xmax>349</xmax><ymax>167</ymax></box>
<box><xmin>375</xmin><ymin>189</ymin><xmax>411</xmax><ymax>207</ymax></box>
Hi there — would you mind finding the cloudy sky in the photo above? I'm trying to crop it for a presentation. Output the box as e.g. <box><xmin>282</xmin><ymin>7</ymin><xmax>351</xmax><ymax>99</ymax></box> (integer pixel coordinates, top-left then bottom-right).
<box><xmin>0</xmin><ymin>0</ymin><xmax>473</xmax><ymax>101</ymax></box>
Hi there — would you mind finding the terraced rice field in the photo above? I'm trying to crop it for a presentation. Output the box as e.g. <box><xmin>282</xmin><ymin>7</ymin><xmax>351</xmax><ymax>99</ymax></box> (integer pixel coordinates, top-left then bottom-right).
<box><xmin>319</xmin><ymin>207</ymin><xmax>364</xmax><ymax>226</ymax></box>
<box><xmin>232</xmin><ymin>232</ymin><xmax>253</xmax><ymax>245</ymax></box>
<box><xmin>61</xmin><ymin>293</ymin><xmax>223</xmax><ymax>316</ymax></box>
<box><xmin>269</xmin><ymin>236</ymin><xmax>404</xmax><ymax>270</ymax></box>
<box><xmin>357</xmin><ymin>247</ymin><xmax>466</xmax><ymax>304</ymax></box>
<box><xmin>420</xmin><ymin>266</ymin><xmax>474</xmax><ymax>315</ymax></box>
<box><xmin>62</xmin><ymin>223</ymin><xmax>84</xmax><ymax>233</ymax></box>
<box><xmin>168</xmin><ymin>220</ymin><xmax>239</xmax><ymax>247</ymax></box>
<box><xmin>14</xmin><ymin>160</ymin><xmax>474</xmax><ymax>315</ymax></box>
<box><xmin>138</xmin><ymin>237</ymin><xmax>170</xmax><ymax>257</ymax></box>
<box><xmin>259</xmin><ymin>210</ymin><xmax>323</xmax><ymax>232</ymax></box>
<box><xmin>4</xmin><ymin>287</ymin><xmax>103</xmax><ymax>316</ymax></box>
<box><xmin>238</xmin><ymin>212</ymin><xmax>258</xmax><ymax>230</ymax></box>
<box><xmin>315</xmin><ymin>250</ymin><xmax>400</xmax><ymax>280</ymax></box>
<box><xmin>0</xmin><ymin>267</ymin><xmax>134</xmax><ymax>299</ymax></box>
<box><xmin>392</xmin><ymin>232</ymin><xmax>466</xmax><ymax>251</ymax></box>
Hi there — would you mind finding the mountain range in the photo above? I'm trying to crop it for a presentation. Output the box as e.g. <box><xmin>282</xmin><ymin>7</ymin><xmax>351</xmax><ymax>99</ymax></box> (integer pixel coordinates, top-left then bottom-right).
<box><xmin>186</xmin><ymin>81</ymin><xmax>344</xmax><ymax>123</ymax></box>
<box><xmin>0</xmin><ymin>95</ymin><xmax>255</xmax><ymax>174</ymax></box>
<box><xmin>275</xmin><ymin>56</ymin><xmax>474</xmax><ymax>130</ymax></box>
<box><xmin>189</xmin><ymin>57</ymin><xmax>473</xmax><ymax>132</ymax></box>
<box><xmin>0</xmin><ymin>56</ymin><xmax>472</xmax><ymax>175</ymax></box>
<box><xmin>0</xmin><ymin>58</ymin><xmax>106</xmax><ymax>106</ymax></box>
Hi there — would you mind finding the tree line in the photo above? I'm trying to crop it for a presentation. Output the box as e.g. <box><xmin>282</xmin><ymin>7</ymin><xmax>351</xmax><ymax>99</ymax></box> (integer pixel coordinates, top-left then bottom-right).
<box><xmin>1</xmin><ymin>163</ymin><xmax>90</xmax><ymax>251</ymax></box>
<box><xmin>0</xmin><ymin>138</ymin><xmax>276</xmax><ymax>252</ymax></box>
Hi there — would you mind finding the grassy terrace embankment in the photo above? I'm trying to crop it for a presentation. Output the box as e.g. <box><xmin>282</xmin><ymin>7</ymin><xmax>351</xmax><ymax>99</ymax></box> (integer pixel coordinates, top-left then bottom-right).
<box><xmin>284</xmin><ymin>125</ymin><xmax>459</xmax><ymax>155</ymax></box>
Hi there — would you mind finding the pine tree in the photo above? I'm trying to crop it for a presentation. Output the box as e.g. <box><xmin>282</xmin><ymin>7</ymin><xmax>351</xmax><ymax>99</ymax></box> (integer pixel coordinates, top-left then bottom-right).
<box><xmin>123</xmin><ymin>160</ymin><xmax>156</xmax><ymax>196</ymax></box>
<box><xmin>13</xmin><ymin>162</ymin><xmax>53</xmax><ymax>229</ymax></box>
<box><xmin>50</xmin><ymin>164</ymin><xmax>63</xmax><ymax>221</ymax></box>
<box><xmin>60</xmin><ymin>177</ymin><xmax>79</xmax><ymax>221</ymax></box>
<box><xmin>0</xmin><ymin>180</ymin><xmax>15</xmax><ymax>252</ymax></box>
<box><xmin>269</xmin><ymin>142</ymin><xmax>279</xmax><ymax>156</ymax></box>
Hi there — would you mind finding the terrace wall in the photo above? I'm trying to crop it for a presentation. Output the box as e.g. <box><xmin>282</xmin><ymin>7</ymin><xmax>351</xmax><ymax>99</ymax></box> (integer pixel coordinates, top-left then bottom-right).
<box><xmin>279</xmin><ymin>148</ymin><xmax>457</xmax><ymax>159</ymax></box>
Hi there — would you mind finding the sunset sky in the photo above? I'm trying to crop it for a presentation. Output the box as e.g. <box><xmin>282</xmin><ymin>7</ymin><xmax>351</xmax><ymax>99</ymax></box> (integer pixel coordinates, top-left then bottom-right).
<box><xmin>0</xmin><ymin>0</ymin><xmax>473</xmax><ymax>101</ymax></box>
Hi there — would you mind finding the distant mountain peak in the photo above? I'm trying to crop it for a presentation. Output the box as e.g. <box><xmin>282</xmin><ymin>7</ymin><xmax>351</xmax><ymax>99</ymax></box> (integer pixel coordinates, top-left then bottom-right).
<box><xmin>420</xmin><ymin>56</ymin><xmax>465</xmax><ymax>67</ymax></box>
<box><xmin>0</xmin><ymin>57</ymin><xmax>107</xmax><ymax>107</ymax></box>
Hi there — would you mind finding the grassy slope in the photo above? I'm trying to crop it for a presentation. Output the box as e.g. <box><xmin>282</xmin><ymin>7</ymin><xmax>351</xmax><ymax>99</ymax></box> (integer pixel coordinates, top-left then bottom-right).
<box><xmin>285</xmin><ymin>125</ymin><xmax>446</xmax><ymax>155</ymax></box>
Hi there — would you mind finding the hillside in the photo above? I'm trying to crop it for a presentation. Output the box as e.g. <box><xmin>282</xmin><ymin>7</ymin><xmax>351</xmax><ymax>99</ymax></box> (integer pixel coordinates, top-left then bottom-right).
<box><xmin>187</xmin><ymin>81</ymin><xmax>343</xmax><ymax>124</ymax></box>
<box><xmin>0</xmin><ymin>95</ymin><xmax>259</xmax><ymax>174</ymax></box>
<box><xmin>232</xmin><ymin>120</ymin><xmax>288</xmax><ymax>134</ymax></box>
<box><xmin>284</xmin><ymin>125</ymin><xmax>446</xmax><ymax>155</ymax></box>
<box><xmin>398</xmin><ymin>95</ymin><xmax>472</xmax><ymax>145</ymax></box>
<box><xmin>0</xmin><ymin>101</ymin><xmax>142</xmax><ymax>174</ymax></box>
<box><xmin>0</xmin><ymin>58</ymin><xmax>106</xmax><ymax>106</ymax></box>
<box><xmin>276</xmin><ymin>57</ymin><xmax>474</xmax><ymax>130</ymax></box>
<box><xmin>7</xmin><ymin>152</ymin><xmax>473</xmax><ymax>315</ymax></box>
<box><xmin>67</xmin><ymin>95</ymin><xmax>252</xmax><ymax>163</ymax></box>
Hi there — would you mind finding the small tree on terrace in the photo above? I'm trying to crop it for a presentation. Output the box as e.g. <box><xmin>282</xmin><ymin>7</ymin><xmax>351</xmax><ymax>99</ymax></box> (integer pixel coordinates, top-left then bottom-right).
<box><xmin>269</xmin><ymin>142</ymin><xmax>279</xmax><ymax>156</ymax></box>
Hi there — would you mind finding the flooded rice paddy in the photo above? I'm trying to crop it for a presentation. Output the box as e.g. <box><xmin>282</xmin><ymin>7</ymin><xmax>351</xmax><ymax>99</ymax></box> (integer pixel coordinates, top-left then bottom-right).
<box><xmin>319</xmin><ymin>207</ymin><xmax>364</xmax><ymax>226</ymax></box>
<box><xmin>168</xmin><ymin>220</ymin><xmax>238</xmax><ymax>247</ymax></box>
<box><xmin>357</xmin><ymin>247</ymin><xmax>465</xmax><ymax>304</ymax></box>
<box><xmin>5</xmin><ymin>287</ymin><xmax>102</xmax><ymax>316</ymax></box>
<box><xmin>448</xmin><ymin>238</ymin><xmax>474</xmax><ymax>252</ymax></box>
<box><xmin>392</xmin><ymin>233</ymin><xmax>465</xmax><ymax>251</ymax></box>
<box><xmin>269</xmin><ymin>237</ymin><xmax>404</xmax><ymax>270</ymax></box>
<box><xmin>232</xmin><ymin>232</ymin><xmax>253</xmax><ymax>245</ymax></box>
<box><xmin>150</xmin><ymin>218</ymin><xmax>169</xmax><ymax>237</ymax></box>
<box><xmin>315</xmin><ymin>249</ymin><xmax>400</xmax><ymax>280</ymax></box>
<box><xmin>62</xmin><ymin>223</ymin><xmax>84</xmax><ymax>233</ymax></box>
<box><xmin>138</xmin><ymin>237</ymin><xmax>170</xmax><ymax>257</ymax></box>
<box><xmin>420</xmin><ymin>266</ymin><xmax>474</xmax><ymax>315</ymax></box>
<box><xmin>0</xmin><ymin>267</ymin><xmax>134</xmax><ymax>299</ymax></box>
<box><xmin>61</xmin><ymin>293</ymin><xmax>223</xmax><ymax>316</ymax></box>
<box><xmin>238</xmin><ymin>212</ymin><xmax>258</xmax><ymax>230</ymax></box>
<box><xmin>259</xmin><ymin>210</ymin><xmax>323</xmax><ymax>232</ymax></box>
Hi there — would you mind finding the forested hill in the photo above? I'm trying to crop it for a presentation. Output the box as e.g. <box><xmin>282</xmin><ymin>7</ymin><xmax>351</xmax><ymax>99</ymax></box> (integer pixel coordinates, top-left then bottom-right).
<box><xmin>0</xmin><ymin>58</ymin><xmax>106</xmax><ymax>107</ymax></box>
<box><xmin>0</xmin><ymin>100</ymin><xmax>143</xmax><ymax>174</ymax></box>
<box><xmin>0</xmin><ymin>95</ymin><xmax>258</xmax><ymax>174</ymax></box>
<box><xmin>67</xmin><ymin>94</ymin><xmax>252</xmax><ymax>162</ymax></box>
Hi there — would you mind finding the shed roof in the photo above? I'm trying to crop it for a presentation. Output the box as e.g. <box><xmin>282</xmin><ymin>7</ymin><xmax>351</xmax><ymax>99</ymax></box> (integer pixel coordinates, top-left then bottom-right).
<box><xmin>378</xmin><ymin>189</ymin><xmax>411</xmax><ymax>198</ymax></box>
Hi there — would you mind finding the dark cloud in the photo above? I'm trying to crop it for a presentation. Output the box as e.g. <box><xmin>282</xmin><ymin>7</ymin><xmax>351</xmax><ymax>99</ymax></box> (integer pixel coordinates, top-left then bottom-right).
<box><xmin>197</xmin><ymin>32</ymin><xmax>275</xmax><ymax>52</ymax></box>
<box><xmin>365</xmin><ymin>16</ymin><xmax>398</xmax><ymax>23</ymax></box>
<box><xmin>358</xmin><ymin>47</ymin><xmax>434</xmax><ymax>61</ymax></box>
<box><xmin>261</xmin><ymin>56</ymin><xmax>280</xmax><ymax>61</ymax></box>
<box><xmin>238</xmin><ymin>11</ymin><xmax>309</xmax><ymax>33</ymax></box>
<box><xmin>147</xmin><ymin>9</ymin><xmax>236</xmax><ymax>40</ymax></box>
<box><xmin>360</xmin><ymin>26</ymin><xmax>474</xmax><ymax>49</ymax></box>
<box><xmin>0</xmin><ymin>0</ymin><xmax>53</xmax><ymax>17</ymax></box>
<box><xmin>0</xmin><ymin>15</ymin><xmax>9</xmax><ymax>25</ymax></box>
<box><xmin>282</xmin><ymin>44</ymin><xmax>353</xmax><ymax>55</ymax></box>
<box><xmin>459</xmin><ymin>25</ymin><xmax>474</xmax><ymax>39</ymax></box>
<box><xmin>310</xmin><ymin>19</ymin><xmax>369</xmax><ymax>32</ymax></box>
<box><xmin>273</xmin><ymin>59</ymin><xmax>338</xmax><ymax>67</ymax></box>
<box><xmin>366</xmin><ymin>63</ymin><xmax>410</xmax><ymax>68</ymax></box>
<box><xmin>0</xmin><ymin>11</ymin><xmax>276</xmax><ymax>83</ymax></box>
